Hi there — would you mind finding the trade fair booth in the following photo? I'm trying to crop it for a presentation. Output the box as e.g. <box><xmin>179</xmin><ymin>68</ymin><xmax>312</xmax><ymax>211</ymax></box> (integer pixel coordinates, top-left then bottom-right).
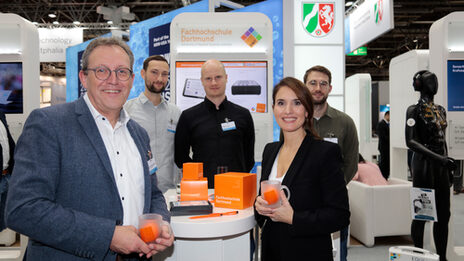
<box><xmin>0</xmin><ymin>13</ymin><xmax>40</xmax><ymax>260</ymax></box>
<box><xmin>3</xmin><ymin>0</ymin><xmax>464</xmax><ymax>260</ymax></box>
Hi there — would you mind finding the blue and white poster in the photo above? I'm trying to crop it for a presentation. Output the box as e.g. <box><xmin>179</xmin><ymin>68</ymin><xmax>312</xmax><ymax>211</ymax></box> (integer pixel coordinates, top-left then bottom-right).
<box><xmin>148</xmin><ymin>23</ymin><xmax>172</xmax><ymax>101</ymax></box>
<box><xmin>149</xmin><ymin>23</ymin><xmax>171</xmax><ymax>56</ymax></box>
<box><xmin>448</xmin><ymin>60</ymin><xmax>464</xmax><ymax>111</ymax></box>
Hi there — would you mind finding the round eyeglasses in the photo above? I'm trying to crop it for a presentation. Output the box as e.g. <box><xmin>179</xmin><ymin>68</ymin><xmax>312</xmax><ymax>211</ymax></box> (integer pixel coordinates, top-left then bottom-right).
<box><xmin>85</xmin><ymin>65</ymin><xmax>133</xmax><ymax>81</ymax></box>
<box><xmin>307</xmin><ymin>80</ymin><xmax>329</xmax><ymax>89</ymax></box>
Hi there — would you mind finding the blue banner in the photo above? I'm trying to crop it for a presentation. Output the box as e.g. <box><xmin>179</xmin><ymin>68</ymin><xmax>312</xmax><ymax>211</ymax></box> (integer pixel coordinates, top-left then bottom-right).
<box><xmin>149</xmin><ymin>23</ymin><xmax>171</xmax><ymax>56</ymax></box>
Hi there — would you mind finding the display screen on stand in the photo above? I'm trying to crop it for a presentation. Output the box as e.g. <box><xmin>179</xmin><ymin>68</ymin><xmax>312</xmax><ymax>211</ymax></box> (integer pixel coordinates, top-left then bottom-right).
<box><xmin>0</xmin><ymin>62</ymin><xmax>23</xmax><ymax>114</ymax></box>
<box><xmin>175</xmin><ymin>61</ymin><xmax>267</xmax><ymax>113</ymax></box>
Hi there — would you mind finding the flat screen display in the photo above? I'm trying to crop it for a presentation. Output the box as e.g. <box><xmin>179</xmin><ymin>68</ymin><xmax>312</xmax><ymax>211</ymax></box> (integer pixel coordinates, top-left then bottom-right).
<box><xmin>448</xmin><ymin>60</ymin><xmax>464</xmax><ymax>111</ymax></box>
<box><xmin>175</xmin><ymin>61</ymin><xmax>267</xmax><ymax>113</ymax></box>
<box><xmin>0</xmin><ymin>62</ymin><xmax>23</xmax><ymax>114</ymax></box>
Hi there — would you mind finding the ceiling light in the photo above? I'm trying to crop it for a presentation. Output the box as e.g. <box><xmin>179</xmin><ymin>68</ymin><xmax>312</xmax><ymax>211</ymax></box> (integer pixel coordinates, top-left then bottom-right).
<box><xmin>48</xmin><ymin>13</ymin><xmax>56</xmax><ymax>18</ymax></box>
<box><xmin>345</xmin><ymin>1</ymin><xmax>354</xmax><ymax>7</ymax></box>
<box><xmin>413</xmin><ymin>39</ymin><xmax>418</xmax><ymax>43</ymax></box>
<box><xmin>53</xmin><ymin>21</ymin><xmax>59</xmax><ymax>25</ymax></box>
<box><xmin>73</xmin><ymin>21</ymin><xmax>81</xmax><ymax>25</ymax></box>
<box><xmin>107</xmin><ymin>20</ymin><xmax>113</xmax><ymax>25</ymax></box>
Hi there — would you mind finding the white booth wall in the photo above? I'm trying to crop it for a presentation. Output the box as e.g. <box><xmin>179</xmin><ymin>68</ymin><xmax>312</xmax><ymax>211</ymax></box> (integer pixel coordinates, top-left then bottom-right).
<box><xmin>0</xmin><ymin>13</ymin><xmax>40</xmax><ymax>141</ymax></box>
<box><xmin>345</xmin><ymin>74</ymin><xmax>377</xmax><ymax>161</ymax></box>
<box><xmin>389</xmin><ymin>50</ymin><xmax>429</xmax><ymax>180</ymax></box>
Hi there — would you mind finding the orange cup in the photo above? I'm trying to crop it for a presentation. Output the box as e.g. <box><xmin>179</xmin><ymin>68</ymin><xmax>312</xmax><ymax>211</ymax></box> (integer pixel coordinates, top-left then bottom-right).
<box><xmin>139</xmin><ymin>214</ymin><xmax>162</xmax><ymax>243</ymax></box>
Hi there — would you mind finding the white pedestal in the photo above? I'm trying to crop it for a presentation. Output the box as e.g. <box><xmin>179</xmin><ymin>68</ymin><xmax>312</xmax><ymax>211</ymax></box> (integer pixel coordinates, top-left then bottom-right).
<box><xmin>156</xmin><ymin>190</ymin><xmax>256</xmax><ymax>261</ymax></box>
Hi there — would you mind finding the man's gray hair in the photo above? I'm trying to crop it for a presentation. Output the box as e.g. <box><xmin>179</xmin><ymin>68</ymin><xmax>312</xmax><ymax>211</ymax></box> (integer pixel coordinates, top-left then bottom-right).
<box><xmin>81</xmin><ymin>37</ymin><xmax>134</xmax><ymax>71</ymax></box>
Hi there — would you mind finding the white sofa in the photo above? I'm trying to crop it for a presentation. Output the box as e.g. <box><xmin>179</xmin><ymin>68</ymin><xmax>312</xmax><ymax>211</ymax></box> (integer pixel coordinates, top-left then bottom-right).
<box><xmin>347</xmin><ymin>177</ymin><xmax>412</xmax><ymax>247</ymax></box>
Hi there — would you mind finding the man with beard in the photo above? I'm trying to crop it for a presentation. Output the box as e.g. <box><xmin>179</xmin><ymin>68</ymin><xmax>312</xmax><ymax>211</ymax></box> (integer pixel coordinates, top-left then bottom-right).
<box><xmin>304</xmin><ymin>65</ymin><xmax>358</xmax><ymax>261</ymax></box>
<box><xmin>125</xmin><ymin>55</ymin><xmax>181</xmax><ymax>193</ymax></box>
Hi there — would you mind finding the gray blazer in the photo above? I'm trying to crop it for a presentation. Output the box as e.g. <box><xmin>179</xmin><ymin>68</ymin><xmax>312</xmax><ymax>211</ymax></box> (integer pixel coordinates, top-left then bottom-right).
<box><xmin>5</xmin><ymin>98</ymin><xmax>170</xmax><ymax>260</ymax></box>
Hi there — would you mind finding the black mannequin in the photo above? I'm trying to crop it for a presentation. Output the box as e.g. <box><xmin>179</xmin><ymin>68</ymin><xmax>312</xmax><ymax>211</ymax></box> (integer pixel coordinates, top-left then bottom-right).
<box><xmin>405</xmin><ymin>70</ymin><xmax>456</xmax><ymax>261</ymax></box>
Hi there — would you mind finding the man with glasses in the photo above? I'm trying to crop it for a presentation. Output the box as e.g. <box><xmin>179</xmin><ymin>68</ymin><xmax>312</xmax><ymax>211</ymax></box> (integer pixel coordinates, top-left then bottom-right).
<box><xmin>304</xmin><ymin>65</ymin><xmax>358</xmax><ymax>261</ymax></box>
<box><xmin>6</xmin><ymin>37</ymin><xmax>173</xmax><ymax>260</ymax></box>
<box><xmin>125</xmin><ymin>55</ymin><xmax>181</xmax><ymax>193</ymax></box>
<box><xmin>175</xmin><ymin>59</ymin><xmax>255</xmax><ymax>188</ymax></box>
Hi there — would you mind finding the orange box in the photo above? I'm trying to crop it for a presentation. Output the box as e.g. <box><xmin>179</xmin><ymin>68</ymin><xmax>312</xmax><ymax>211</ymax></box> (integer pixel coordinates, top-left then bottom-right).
<box><xmin>182</xmin><ymin>162</ymin><xmax>203</xmax><ymax>180</ymax></box>
<box><xmin>180</xmin><ymin>178</ymin><xmax>208</xmax><ymax>201</ymax></box>
<box><xmin>214</xmin><ymin>172</ymin><xmax>257</xmax><ymax>209</ymax></box>
<box><xmin>256</xmin><ymin>103</ymin><xmax>266</xmax><ymax>113</ymax></box>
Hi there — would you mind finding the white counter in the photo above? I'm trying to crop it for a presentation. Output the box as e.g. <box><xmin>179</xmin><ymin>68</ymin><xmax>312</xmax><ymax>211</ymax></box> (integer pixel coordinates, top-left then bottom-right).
<box><xmin>155</xmin><ymin>189</ymin><xmax>256</xmax><ymax>261</ymax></box>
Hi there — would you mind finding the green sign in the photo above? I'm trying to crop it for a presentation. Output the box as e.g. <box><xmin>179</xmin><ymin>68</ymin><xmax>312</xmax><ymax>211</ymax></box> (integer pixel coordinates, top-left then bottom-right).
<box><xmin>347</xmin><ymin>46</ymin><xmax>367</xmax><ymax>56</ymax></box>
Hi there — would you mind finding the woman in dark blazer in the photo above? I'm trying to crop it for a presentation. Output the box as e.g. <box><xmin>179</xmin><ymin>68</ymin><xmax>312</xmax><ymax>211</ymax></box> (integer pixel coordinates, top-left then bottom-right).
<box><xmin>254</xmin><ymin>77</ymin><xmax>350</xmax><ymax>260</ymax></box>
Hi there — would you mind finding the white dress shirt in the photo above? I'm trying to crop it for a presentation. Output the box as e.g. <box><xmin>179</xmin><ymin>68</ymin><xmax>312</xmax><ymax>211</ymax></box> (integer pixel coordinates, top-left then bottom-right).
<box><xmin>268</xmin><ymin>150</ymin><xmax>285</xmax><ymax>182</ymax></box>
<box><xmin>84</xmin><ymin>94</ymin><xmax>144</xmax><ymax>227</ymax></box>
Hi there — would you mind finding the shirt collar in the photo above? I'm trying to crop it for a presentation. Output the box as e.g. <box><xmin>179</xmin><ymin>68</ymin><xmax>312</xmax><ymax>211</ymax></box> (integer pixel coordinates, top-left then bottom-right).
<box><xmin>139</xmin><ymin>92</ymin><xmax>167</xmax><ymax>107</ymax></box>
<box><xmin>204</xmin><ymin>96</ymin><xmax>227</xmax><ymax>110</ymax></box>
<box><xmin>323</xmin><ymin>103</ymin><xmax>336</xmax><ymax>119</ymax></box>
<box><xmin>83</xmin><ymin>93</ymin><xmax>130</xmax><ymax>125</ymax></box>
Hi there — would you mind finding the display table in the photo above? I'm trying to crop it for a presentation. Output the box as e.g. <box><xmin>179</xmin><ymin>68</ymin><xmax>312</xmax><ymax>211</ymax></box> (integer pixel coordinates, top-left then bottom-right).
<box><xmin>155</xmin><ymin>189</ymin><xmax>256</xmax><ymax>261</ymax></box>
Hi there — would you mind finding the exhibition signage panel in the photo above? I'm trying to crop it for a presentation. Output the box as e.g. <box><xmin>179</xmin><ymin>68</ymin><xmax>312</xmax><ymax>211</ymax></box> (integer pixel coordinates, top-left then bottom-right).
<box><xmin>345</xmin><ymin>0</ymin><xmax>394</xmax><ymax>53</ymax></box>
<box><xmin>347</xmin><ymin>46</ymin><xmax>367</xmax><ymax>56</ymax></box>
<box><xmin>410</xmin><ymin>187</ymin><xmax>437</xmax><ymax>222</ymax></box>
<box><xmin>170</xmin><ymin>12</ymin><xmax>273</xmax><ymax>163</ymax></box>
<box><xmin>447</xmin><ymin>60</ymin><xmax>464</xmax><ymax>111</ymax></box>
<box><xmin>293</xmin><ymin>0</ymin><xmax>344</xmax><ymax>44</ymax></box>
<box><xmin>149</xmin><ymin>23</ymin><xmax>171</xmax><ymax>56</ymax></box>
<box><xmin>148</xmin><ymin>23</ymin><xmax>172</xmax><ymax>101</ymax></box>
<box><xmin>172</xmin><ymin>23</ymin><xmax>269</xmax><ymax>53</ymax></box>
<box><xmin>38</xmin><ymin>28</ymin><xmax>83</xmax><ymax>62</ymax></box>
<box><xmin>289</xmin><ymin>0</ymin><xmax>344</xmax><ymax>112</ymax></box>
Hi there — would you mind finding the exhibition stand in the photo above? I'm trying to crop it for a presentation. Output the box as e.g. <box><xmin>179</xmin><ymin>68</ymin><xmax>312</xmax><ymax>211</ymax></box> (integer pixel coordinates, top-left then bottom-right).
<box><xmin>429</xmin><ymin>12</ymin><xmax>464</xmax><ymax>260</ymax></box>
<box><xmin>156</xmin><ymin>189</ymin><xmax>256</xmax><ymax>261</ymax></box>
<box><xmin>170</xmin><ymin>12</ymin><xmax>274</xmax><ymax>162</ymax></box>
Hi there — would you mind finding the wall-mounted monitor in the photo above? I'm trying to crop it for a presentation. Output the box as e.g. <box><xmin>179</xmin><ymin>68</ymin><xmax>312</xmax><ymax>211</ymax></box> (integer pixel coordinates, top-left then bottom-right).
<box><xmin>175</xmin><ymin>61</ymin><xmax>267</xmax><ymax>113</ymax></box>
<box><xmin>448</xmin><ymin>60</ymin><xmax>464</xmax><ymax>111</ymax></box>
<box><xmin>0</xmin><ymin>62</ymin><xmax>23</xmax><ymax>114</ymax></box>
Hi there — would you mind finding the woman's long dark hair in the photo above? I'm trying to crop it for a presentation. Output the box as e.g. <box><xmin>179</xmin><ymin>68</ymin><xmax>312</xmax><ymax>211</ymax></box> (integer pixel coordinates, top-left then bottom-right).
<box><xmin>273</xmin><ymin>77</ymin><xmax>319</xmax><ymax>139</ymax></box>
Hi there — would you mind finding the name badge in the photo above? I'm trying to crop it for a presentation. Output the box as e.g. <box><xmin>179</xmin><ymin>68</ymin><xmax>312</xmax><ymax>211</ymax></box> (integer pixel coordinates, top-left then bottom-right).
<box><xmin>167</xmin><ymin>119</ymin><xmax>176</xmax><ymax>133</ymax></box>
<box><xmin>324</xmin><ymin>137</ymin><xmax>338</xmax><ymax>144</ymax></box>
<box><xmin>221</xmin><ymin>121</ymin><xmax>236</xmax><ymax>131</ymax></box>
<box><xmin>148</xmin><ymin>158</ymin><xmax>158</xmax><ymax>175</ymax></box>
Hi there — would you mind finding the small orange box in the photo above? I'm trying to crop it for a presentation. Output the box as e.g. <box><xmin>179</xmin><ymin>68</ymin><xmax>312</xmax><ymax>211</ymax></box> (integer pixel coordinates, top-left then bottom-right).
<box><xmin>180</xmin><ymin>178</ymin><xmax>208</xmax><ymax>201</ymax></box>
<box><xmin>214</xmin><ymin>172</ymin><xmax>257</xmax><ymax>209</ymax></box>
<box><xmin>182</xmin><ymin>162</ymin><xmax>203</xmax><ymax>180</ymax></box>
<box><xmin>256</xmin><ymin>103</ymin><xmax>266</xmax><ymax>113</ymax></box>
